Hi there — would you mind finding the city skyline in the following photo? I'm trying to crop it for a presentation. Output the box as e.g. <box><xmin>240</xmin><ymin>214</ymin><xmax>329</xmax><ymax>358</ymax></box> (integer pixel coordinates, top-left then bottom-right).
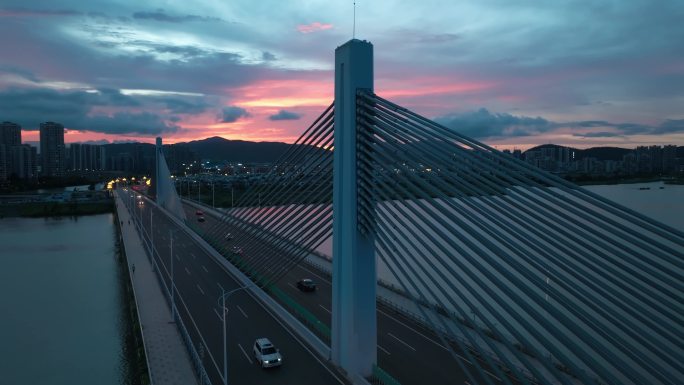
<box><xmin>0</xmin><ymin>1</ymin><xmax>683</xmax><ymax>150</ymax></box>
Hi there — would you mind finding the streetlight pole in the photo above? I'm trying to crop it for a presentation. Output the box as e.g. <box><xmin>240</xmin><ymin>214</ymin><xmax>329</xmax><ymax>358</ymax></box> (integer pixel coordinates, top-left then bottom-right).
<box><xmin>170</xmin><ymin>229</ymin><xmax>175</xmax><ymax>321</ymax></box>
<box><xmin>218</xmin><ymin>283</ymin><xmax>257</xmax><ymax>385</ymax></box>
<box><xmin>212</xmin><ymin>181</ymin><xmax>215</xmax><ymax>208</ymax></box>
<box><xmin>150</xmin><ymin>209</ymin><xmax>154</xmax><ymax>259</ymax></box>
<box><xmin>231</xmin><ymin>187</ymin><xmax>234</xmax><ymax>208</ymax></box>
<box><xmin>198</xmin><ymin>181</ymin><xmax>201</xmax><ymax>203</ymax></box>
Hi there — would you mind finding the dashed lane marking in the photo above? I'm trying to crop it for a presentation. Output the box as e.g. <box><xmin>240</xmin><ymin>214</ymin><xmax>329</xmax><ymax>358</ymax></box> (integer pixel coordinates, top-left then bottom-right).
<box><xmin>196</xmin><ymin>284</ymin><xmax>205</xmax><ymax>295</ymax></box>
<box><xmin>378</xmin><ymin>344</ymin><xmax>391</xmax><ymax>355</ymax></box>
<box><xmin>387</xmin><ymin>332</ymin><xmax>416</xmax><ymax>351</ymax></box>
<box><xmin>238</xmin><ymin>343</ymin><xmax>253</xmax><ymax>364</ymax></box>
<box><xmin>236</xmin><ymin>305</ymin><xmax>248</xmax><ymax>318</ymax></box>
<box><xmin>202</xmin><ymin>265</ymin><xmax>209</xmax><ymax>273</ymax></box>
<box><xmin>319</xmin><ymin>304</ymin><xmax>331</xmax><ymax>314</ymax></box>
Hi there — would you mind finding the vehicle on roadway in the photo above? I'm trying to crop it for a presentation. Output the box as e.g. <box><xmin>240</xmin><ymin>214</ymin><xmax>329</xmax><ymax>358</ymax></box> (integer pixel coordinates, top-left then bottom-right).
<box><xmin>231</xmin><ymin>246</ymin><xmax>243</xmax><ymax>255</ymax></box>
<box><xmin>225</xmin><ymin>233</ymin><xmax>234</xmax><ymax>240</ymax></box>
<box><xmin>253</xmin><ymin>338</ymin><xmax>282</xmax><ymax>368</ymax></box>
<box><xmin>197</xmin><ymin>216</ymin><xmax>205</xmax><ymax>222</ymax></box>
<box><xmin>296</xmin><ymin>278</ymin><xmax>317</xmax><ymax>292</ymax></box>
<box><xmin>195</xmin><ymin>210</ymin><xmax>204</xmax><ymax>216</ymax></box>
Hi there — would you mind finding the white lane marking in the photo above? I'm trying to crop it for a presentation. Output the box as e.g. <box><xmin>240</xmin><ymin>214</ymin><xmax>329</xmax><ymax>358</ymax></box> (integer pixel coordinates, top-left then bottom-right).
<box><xmin>202</xmin><ymin>265</ymin><xmax>209</xmax><ymax>273</ymax></box>
<box><xmin>378</xmin><ymin>308</ymin><xmax>448</xmax><ymax>351</ymax></box>
<box><xmin>191</xmin><ymin>253</ymin><xmax>197</xmax><ymax>259</ymax></box>
<box><xmin>378</xmin><ymin>344</ymin><xmax>391</xmax><ymax>355</ymax></box>
<box><xmin>387</xmin><ymin>332</ymin><xmax>416</xmax><ymax>351</ymax></box>
<box><xmin>236</xmin><ymin>305</ymin><xmax>248</xmax><ymax>319</ymax></box>
<box><xmin>318</xmin><ymin>304</ymin><xmax>331</xmax><ymax>314</ymax></box>
<box><xmin>287</xmin><ymin>282</ymin><xmax>296</xmax><ymax>289</ymax></box>
<box><xmin>175</xmin><ymin>254</ymin><xmax>180</xmax><ymax>261</ymax></box>
<box><xmin>243</xmin><ymin>286</ymin><xmax>346</xmax><ymax>384</ymax></box>
<box><xmin>213</xmin><ymin>308</ymin><xmax>222</xmax><ymax>320</ymax></box>
<box><xmin>299</xmin><ymin>264</ymin><xmax>331</xmax><ymax>285</ymax></box>
<box><xmin>196</xmin><ymin>284</ymin><xmax>205</xmax><ymax>295</ymax></box>
<box><xmin>217</xmin><ymin>282</ymin><xmax>224</xmax><ymax>292</ymax></box>
<box><xmin>185</xmin><ymin>267</ymin><xmax>191</xmax><ymax>276</ymax></box>
<box><xmin>238</xmin><ymin>343</ymin><xmax>253</xmax><ymax>364</ymax></box>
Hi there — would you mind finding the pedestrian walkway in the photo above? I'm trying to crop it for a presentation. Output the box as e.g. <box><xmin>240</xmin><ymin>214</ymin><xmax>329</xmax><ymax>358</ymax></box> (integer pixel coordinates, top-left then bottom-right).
<box><xmin>115</xmin><ymin>191</ymin><xmax>199</xmax><ymax>385</ymax></box>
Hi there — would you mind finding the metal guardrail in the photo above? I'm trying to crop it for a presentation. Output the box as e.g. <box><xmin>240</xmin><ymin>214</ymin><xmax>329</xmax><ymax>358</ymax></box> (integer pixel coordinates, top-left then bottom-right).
<box><xmin>173</xmin><ymin>305</ymin><xmax>212</xmax><ymax>385</ymax></box>
<box><xmin>370</xmin><ymin>364</ymin><xmax>402</xmax><ymax>385</ymax></box>
<box><xmin>122</xmin><ymin>191</ymin><xmax>212</xmax><ymax>385</ymax></box>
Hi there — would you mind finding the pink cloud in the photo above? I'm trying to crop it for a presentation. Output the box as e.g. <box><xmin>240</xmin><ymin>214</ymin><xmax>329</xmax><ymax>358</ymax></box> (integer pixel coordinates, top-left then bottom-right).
<box><xmin>297</xmin><ymin>22</ymin><xmax>333</xmax><ymax>34</ymax></box>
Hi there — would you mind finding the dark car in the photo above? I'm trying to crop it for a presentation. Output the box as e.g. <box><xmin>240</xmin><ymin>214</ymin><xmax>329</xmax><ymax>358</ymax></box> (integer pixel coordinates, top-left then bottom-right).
<box><xmin>197</xmin><ymin>216</ymin><xmax>206</xmax><ymax>222</ymax></box>
<box><xmin>296</xmin><ymin>279</ymin><xmax>316</xmax><ymax>292</ymax></box>
<box><xmin>195</xmin><ymin>210</ymin><xmax>204</xmax><ymax>216</ymax></box>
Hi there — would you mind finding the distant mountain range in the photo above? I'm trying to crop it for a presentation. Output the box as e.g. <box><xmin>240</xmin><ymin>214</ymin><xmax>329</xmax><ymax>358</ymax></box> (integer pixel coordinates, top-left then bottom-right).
<box><xmin>57</xmin><ymin>136</ymin><xmax>684</xmax><ymax>164</ymax></box>
<box><xmin>180</xmin><ymin>136</ymin><xmax>297</xmax><ymax>163</ymax></box>
<box><xmin>524</xmin><ymin>144</ymin><xmax>684</xmax><ymax>161</ymax></box>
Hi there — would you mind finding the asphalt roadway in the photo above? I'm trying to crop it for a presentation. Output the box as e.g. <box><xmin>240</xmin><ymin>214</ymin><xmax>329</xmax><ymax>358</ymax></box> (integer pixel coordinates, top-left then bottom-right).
<box><xmin>123</xmin><ymin>189</ymin><xmax>348</xmax><ymax>385</ymax></box>
<box><xmin>178</xmin><ymin>200</ymin><xmax>505</xmax><ymax>385</ymax></box>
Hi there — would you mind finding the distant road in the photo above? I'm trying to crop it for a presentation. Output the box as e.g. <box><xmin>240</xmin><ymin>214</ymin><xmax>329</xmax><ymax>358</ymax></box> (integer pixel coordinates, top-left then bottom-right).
<box><xmin>130</xmin><ymin>193</ymin><xmax>348</xmax><ymax>385</ymax></box>
<box><xmin>182</xmin><ymin>201</ymin><xmax>500</xmax><ymax>385</ymax></box>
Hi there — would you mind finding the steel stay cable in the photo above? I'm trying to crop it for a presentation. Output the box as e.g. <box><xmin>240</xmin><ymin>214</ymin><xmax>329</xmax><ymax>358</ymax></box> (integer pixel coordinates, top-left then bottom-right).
<box><xmin>202</xmin><ymin>127</ymin><xmax>333</xmax><ymax>248</ymax></box>
<box><xmin>359</xmin><ymin>123</ymin><xmax>683</xmax><ymax>374</ymax></box>
<box><xmin>363</xmin><ymin>103</ymin><xmax>684</xmax><ymax>300</ymax></box>
<box><xmin>365</xmin><ymin>97</ymin><xmax>684</xmax><ymax>272</ymax></box>
<box><xmin>364</xmin><ymin>92</ymin><xmax>684</xmax><ymax>245</ymax></box>
<box><xmin>358</xmin><ymin>115</ymin><xmax>684</xmax><ymax>344</ymax></box>
<box><xmin>203</xmin><ymin>118</ymin><xmax>333</xmax><ymax>242</ymax></box>
<box><xmin>357</xmin><ymin>173</ymin><xmax>573</xmax><ymax>385</ymax></box>
<box><xmin>357</xmin><ymin>134</ymin><xmax>641</xmax><ymax>385</ymax></box>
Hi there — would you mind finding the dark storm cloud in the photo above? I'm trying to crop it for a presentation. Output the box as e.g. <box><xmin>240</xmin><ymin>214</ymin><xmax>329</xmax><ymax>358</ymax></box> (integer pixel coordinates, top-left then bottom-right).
<box><xmin>652</xmin><ymin>119</ymin><xmax>684</xmax><ymax>135</ymax></box>
<box><xmin>84</xmin><ymin>112</ymin><xmax>178</xmax><ymax>135</ymax></box>
<box><xmin>572</xmin><ymin>132</ymin><xmax>624</xmax><ymax>138</ymax></box>
<box><xmin>132</xmin><ymin>10</ymin><xmax>222</xmax><ymax>23</ymax></box>
<box><xmin>0</xmin><ymin>65</ymin><xmax>40</xmax><ymax>82</ymax></box>
<box><xmin>436</xmin><ymin>108</ymin><xmax>552</xmax><ymax>138</ymax></box>
<box><xmin>219</xmin><ymin>106</ymin><xmax>250</xmax><ymax>123</ymax></box>
<box><xmin>0</xmin><ymin>7</ymin><xmax>81</xmax><ymax>17</ymax></box>
<box><xmin>0</xmin><ymin>88</ymin><xmax>180</xmax><ymax>135</ymax></box>
<box><xmin>157</xmin><ymin>97</ymin><xmax>211</xmax><ymax>114</ymax></box>
<box><xmin>262</xmin><ymin>51</ymin><xmax>277</xmax><ymax>61</ymax></box>
<box><xmin>269</xmin><ymin>110</ymin><xmax>302</xmax><ymax>121</ymax></box>
<box><xmin>0</xmin><ymin>18</ymin><xmax>265</xmax><ymax>97</ymax></box>
<box><xmin>95</xmin><ymin>88</ymin><xmax>141</xmax><ymax>106</ymax></box>
<box><xmin>436</xmin><ymin>108</ymin><xmax>683</xmax><ymax>139</ymax></box>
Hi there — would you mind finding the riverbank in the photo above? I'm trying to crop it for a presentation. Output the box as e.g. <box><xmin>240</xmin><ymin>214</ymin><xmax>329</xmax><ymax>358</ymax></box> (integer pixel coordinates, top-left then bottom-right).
<box><xmin>569</xmin><ymin>176</ymin><xmax>684</xmax><ymax>186</ymax></box>
<box><xmin>113</xmin><ymin>208</ymin><xmax>151</xmax><ymax>385</ymax></box>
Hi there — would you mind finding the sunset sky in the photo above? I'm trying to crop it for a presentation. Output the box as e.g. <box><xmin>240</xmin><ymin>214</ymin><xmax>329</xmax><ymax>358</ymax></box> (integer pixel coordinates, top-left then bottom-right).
<box><xmin>1</xmin><ymin>0</ymin><xmax>683</xmax><ymax>150</ymax></box>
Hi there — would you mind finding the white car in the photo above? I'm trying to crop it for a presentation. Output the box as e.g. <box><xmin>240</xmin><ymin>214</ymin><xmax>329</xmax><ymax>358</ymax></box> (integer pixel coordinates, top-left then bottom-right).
<box><xmin>253</xmin><ymin>338</ymin><xmax>282</xmax><ymax>368</ymax></box>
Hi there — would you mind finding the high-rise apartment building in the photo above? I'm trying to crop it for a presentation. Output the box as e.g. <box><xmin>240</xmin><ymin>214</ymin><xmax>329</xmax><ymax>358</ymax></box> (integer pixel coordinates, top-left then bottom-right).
<box><xmin>69</xmin><ymin>143</ymin><xmax>104</xmax><ymax>171</ymax></box>
<box><xmin>0</xmin><ymin>121</ymin><xmax>22</xmax><ymax>181</ymax></box>
<box><xmin>10</xmin><ymin>145</ymin><xmax>37</xmax><ymax>179</ymax></box>
<box><xmin>40</xmin><ymin>121</ymin><xmax>65</xmax><ymax>177</ymax></box>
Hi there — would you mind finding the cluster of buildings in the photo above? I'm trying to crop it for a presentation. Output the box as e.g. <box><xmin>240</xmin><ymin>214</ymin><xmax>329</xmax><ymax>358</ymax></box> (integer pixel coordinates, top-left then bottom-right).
<box><xmin>0</xmin><ymin>120</ymin><xmax>205</xmax><ymax>187</ymax></box>
<box><xmin>507</xmin><ymin>144</ymin><xmax>684</xmax><ymax>177</ymax></box>
<box><xmin>0</xmin><ymin>121</ymin><xmax>64</xmax><ymax>182</ymax></box>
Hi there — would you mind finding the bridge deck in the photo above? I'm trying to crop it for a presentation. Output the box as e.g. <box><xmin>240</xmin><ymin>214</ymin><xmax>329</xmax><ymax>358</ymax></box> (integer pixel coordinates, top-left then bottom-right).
<box><xmin>114</xmin><ymin>191</ymin><xmax>200</xmax><ymax>385</ymax></box>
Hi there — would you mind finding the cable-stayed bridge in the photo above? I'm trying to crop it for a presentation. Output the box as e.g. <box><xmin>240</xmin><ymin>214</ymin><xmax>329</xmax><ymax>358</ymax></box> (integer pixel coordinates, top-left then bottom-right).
<box><xmin>143</xmin><ymin>39</ymin><xmax>683</xmax><ymax>385</ymax></box>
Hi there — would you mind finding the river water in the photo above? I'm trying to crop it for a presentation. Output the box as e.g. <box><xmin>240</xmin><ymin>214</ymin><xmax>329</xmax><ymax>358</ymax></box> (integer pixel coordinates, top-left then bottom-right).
<box><xmin>0</xmin><ymin>213</ymin><xmax>132</xmax><ymax>385</ymax></box>
<box><xmin>0</xmin><ymin>182</ymin><xmax>680</xmax><ymax>384</ymax></box>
